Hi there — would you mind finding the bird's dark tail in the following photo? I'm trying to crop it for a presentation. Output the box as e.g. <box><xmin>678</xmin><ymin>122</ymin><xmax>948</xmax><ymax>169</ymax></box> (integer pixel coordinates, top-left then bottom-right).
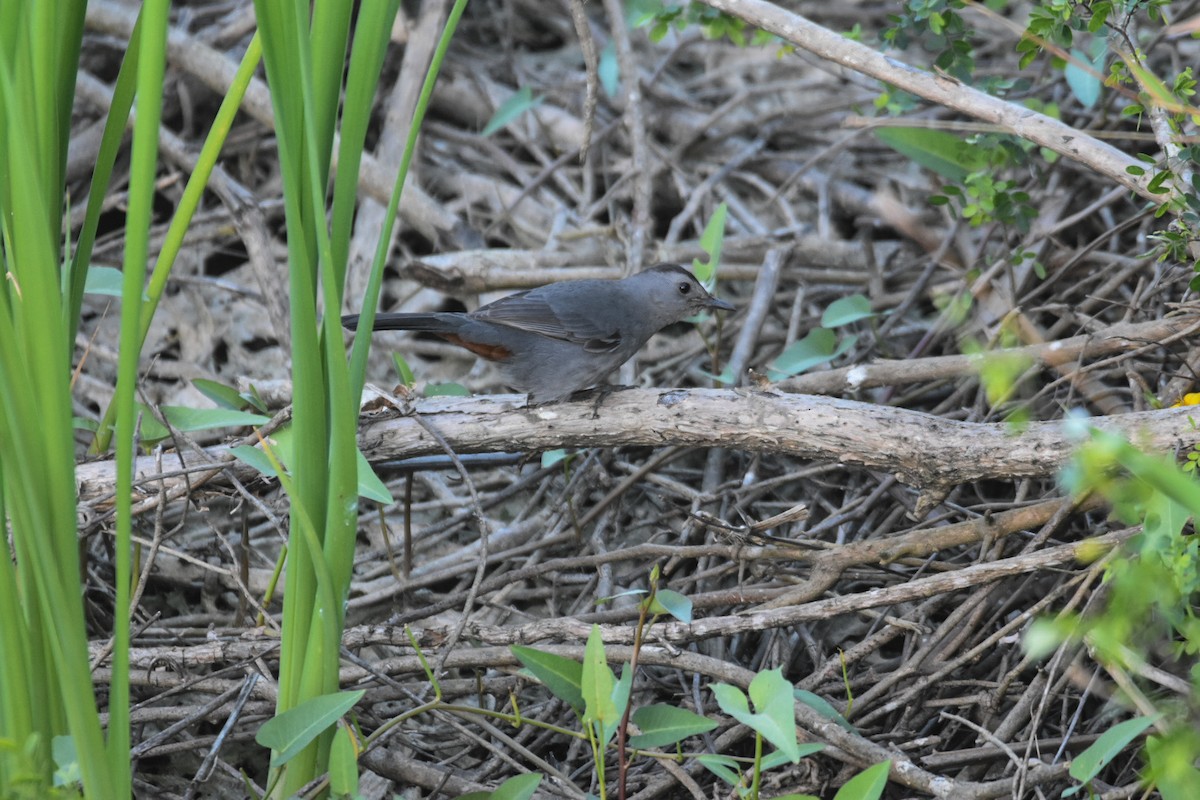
<box><xmin>341</xmin><ymin>312</ymin><xmax>462</xmax><ymax>333</ymax></box>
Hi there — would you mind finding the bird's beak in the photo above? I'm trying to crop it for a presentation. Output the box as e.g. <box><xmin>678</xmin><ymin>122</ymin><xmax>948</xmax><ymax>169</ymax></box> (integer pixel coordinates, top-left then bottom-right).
<box><xmin>705</xmin><ymin>296</ymin><xmax>735</xmax><ymax>312</ymax></box>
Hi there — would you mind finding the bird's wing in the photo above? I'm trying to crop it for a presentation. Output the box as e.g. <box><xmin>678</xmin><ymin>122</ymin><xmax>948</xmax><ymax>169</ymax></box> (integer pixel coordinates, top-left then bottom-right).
<box><xmin>471</xmin><ymin>288</ymin><xmax>623</xmax><ymax>353</ymax></box>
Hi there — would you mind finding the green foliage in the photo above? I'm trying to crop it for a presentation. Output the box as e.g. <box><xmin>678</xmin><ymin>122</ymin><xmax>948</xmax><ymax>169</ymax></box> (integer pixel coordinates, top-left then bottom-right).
<box><xmin>192</xmin><ymin>378</ymin><xmax>268</xmax><ymax>413</ymax></box>
<box><xmin>632</xmin><ymin>0</ymin><xmax>775</xmax><ymax>48</ymax></box>
<box><xmin>482</xmin><ymin>86</ymin><xmax>544</xmax><ymax>137</ymax></box>
<box><xmin>882</xmin><ymin>0</ymin><xmax>975</xmax><ymax>81</ymax></box>
<box><xmin>872</xmin><ymin>127</ymin><xmax>986</xmax><ymax>183</ymax></box>
<box><xmin>256</xmin><ymin>690</ymin><xmax>366</xmax><ymax>769</ymax></box>
<box><xmin>1029</xmin><ymin>430</ymin><xmax>1200</xmax><ymax>795</ymax></box>
<box><xmin>961</xmin><ymin>320</ymin><xmax>1036</xmax><ymax>428</ymax></box>
<box><xmin>512</xmin><ymin>646</ymin><xmax>586</xmax><ymax>712</ymax></box>
<box><xmin>628</xmin><ymin>705</ymin><xmax>717</xmax><ymax>749</ymax></box>
<box><xmin>327</xmin><ymin>721</ymin><xmax>361</xmax><ymax>798</ymax></box>
<box><xmin>1063</xmin><ymin>715</ymin><xmax>1157</xmax><ymax>795</ymax></box>
<box><xmin>693</xmin><ymin>202</ymin><xmax>727</xmax><ymax>288</ymax></box>
<box><xmin>712</xmin><ymin>669</ymin><xmax>803</xmax><ymax>763</ymax></box>
<box><xmin>457</xmin><ymin>773</ymin><xmax>543</xmax><ymax>800</ymax></box>
<box><xmin>768</xmin><ymin>294</ymin><xmax>872</xmax><ymax>381</ymax></box>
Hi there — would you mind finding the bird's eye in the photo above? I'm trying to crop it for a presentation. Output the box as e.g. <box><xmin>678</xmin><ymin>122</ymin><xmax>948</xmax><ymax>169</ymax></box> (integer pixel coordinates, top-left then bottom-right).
<box><xmin>678</xmin><ymin>282</ymin><xmax>691</xmax><ymax>295</ymax></box>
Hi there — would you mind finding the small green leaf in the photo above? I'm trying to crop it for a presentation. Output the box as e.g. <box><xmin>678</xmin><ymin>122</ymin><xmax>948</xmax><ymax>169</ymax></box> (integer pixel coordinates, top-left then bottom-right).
<box><xmin>242</xmin><ymin>383</ymin><xmax>268</xmax><ymax>413</ymax></box>
<box><xmin>482</xmin><ymin>86</ymin><xmax>544</xmax><ymax>136</ymax></box>
<box><xmin>391</xmin><ymin>353</ymin><xmax>416</xmax><ymax>388</ymax></box>
<box><xmin>83</xmin><ymin>265</ymin><xmax>125</xmax><ymax>297</ymax></box>
<box><xmin>629</xmin><ymin>704</ymin><xmax>716</xmax><ymax>748</ymax></box>
<box><xmin>700</xmin><ymin>364</ymin><xmax>737</xmax><ymax>385</ymax></box>
<box><xmin>599</xmin><ymin>41</ymin><xmax>619</xmax><ymax>97</ymax></box>
<box><xmin>256</xmin><ymin>690</ymin><xmax>366</xmax><ymax>768</ymax></box>
<box><xmin>794</xmin><ymin>689</ymin><xmax>855</xmax><ymax>733</ymax></box>
<box><xmin>512</xmin><ymin>646</ymin><xmax>585</xmax><ymax>711</ymax></box>
<box><xmin>424</xmin><ymin>382</ymin><xmax>471</xmax><ymax>397</ymax></box>
<box><xmin>458</xmin><ymin>772</ymin><xmax>543</xmax><ymax>800</ymax></box>
<box><xmin>820</xmin><ymin>294</ymin><xmax>875</xmax><ymax>328</ymax></box>
<box><xmin>160</xmin><ymin>405</ymin><xmax>270</xmax><ymax>431</ymax></box>
<box><xmin>832</xmin><ymin>760</ymin><xmax>890</xmax><ymax>799</ymax></box>
<box><xmin>541</xmin><ymin>448</ymin><xmax>569</xmax><ymax>469</ymax></box>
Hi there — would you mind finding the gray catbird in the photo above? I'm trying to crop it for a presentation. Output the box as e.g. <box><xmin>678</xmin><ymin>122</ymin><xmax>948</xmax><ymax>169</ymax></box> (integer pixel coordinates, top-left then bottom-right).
<box><xmin>343</xmin><ymin>263</ymin><xmax>734</xmax><ymax>402</ymax></box>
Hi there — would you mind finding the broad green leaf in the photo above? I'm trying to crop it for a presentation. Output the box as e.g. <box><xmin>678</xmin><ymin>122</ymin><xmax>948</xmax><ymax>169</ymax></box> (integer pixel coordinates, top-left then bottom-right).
<box><xmin>693</xmin><ymin>202</ymin><xmax>728</xmax><ymax>285</ymax></box>
<box><xmin>1068</xmin><ymin>715</ymin><xmax>1156</xmax><ymax>785</ymax></box>
<box><xmin>160</xmin><ymin>405</ymin><xmax>270</xmax><ymax>431</ymax></box>
<box><xmin>603</xmin><ymin>665</ymin><xmax>633</xmax><ymax>746</ymax></box>
<box><xmin>1145</xmin><ymin>732</ymin><xmax>1200</xmax><ymax>800</ymax></box>
<box><xmin>256</xmin><ymin>690</ymin><xmax>365</xmax><ymax>768</ymax></box>
<box><xmin>328</xmin><ymin>723</ymin><xmax>359</xmax><ymax>797</ymax></box>
<box><xmin>649</xmin><ymin>589</ymin><xmax>692</xmax><ymax>623</ymax></box>
<box><xmin>581</xmin><ymin>626</ymin><xmax>617</xmax><ymax>731</ymax></box>
<box><xmin>51</xmin><ymin>736</ymin><xmax>81</xmax><ymax>788</ymax></box>
<box><xmin>873</xmin><ymin>127</ymin><xmax>986</xmax><ymax>182</ymax></box>
<box><xmin>482</xmin><ymin>86</ymin><xmax>544</xmax><ymax>136</ymax></box>
<box><xmin>761</xmin><ymin>744</ymin><xmax>822</xmax><ymax>770</ymax></box>
<box><xmin>832</xmin><ymin>759</ymin><xmax>890</xmax><ymax>800</ymax></box>
<box><xmin>356</xmin><ymin>448</ymin><xmax>394</xmax><ymax>504</ymax></box>
<box><xmin>768</xmin><ymin>329</ymin><xmax>857</xmax><ymax>379</ymax></box>
<box><xmin>712</xmin><ymin>668</ymin><xmax>800</xmax><ymax>761</ymax></box>
<box><xmin>629</xmin><ymin>704</ymin><xmax>716</xmax><ymax>748</ymax></box>
<box><xmin>820</xmin><ymin>294</ymin><xmax>875</xmax><ymax>328</ymax></box>
<box><xmin>696</xmin><ymin>753</ymin><xmax>741</xmax><ymax>785</ymax></box>
<box><xmin>512</xmin><ymin>646</ymin><xmax>584</xmax><ymax>711</ymax></box>
<box><xmin>492</xmin><ymin>772</ymin><xmax>543</xmax><ymax>800</ymax></box>
<box><xmin>794</xmin><ymin>690</ymin><xmax>854</xmax><ymax>733</ymax></box>
<box><xmin>1065</xmin><ymin>46</ymin><xmax>1103</xmax><ymax>109</ymax></box>
<box><xmin>192</xmin><ymin>378</ymin><xmax>249</xmax><ymax>411</ymax></box>
<box><xmin>231</xmin><ymin>444</ymin><xmax>278</xmax><ymax>478</ymax></box>
<box><xmin>137</xmin><ymin>402</ymin><xmax>170</xmax><ymax>445</ymax></box>
<box><xmin>229</xmin><ymin>427</ymin><xmax>390</xmax><ymax>502</ymax></box>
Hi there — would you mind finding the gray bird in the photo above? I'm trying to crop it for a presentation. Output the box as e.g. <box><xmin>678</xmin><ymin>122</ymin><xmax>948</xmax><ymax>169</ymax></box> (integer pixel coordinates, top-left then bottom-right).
<box><xmin>343</xmin><ymin>263</ymin><xmax>734</xmax><ymax>402</ymax></box>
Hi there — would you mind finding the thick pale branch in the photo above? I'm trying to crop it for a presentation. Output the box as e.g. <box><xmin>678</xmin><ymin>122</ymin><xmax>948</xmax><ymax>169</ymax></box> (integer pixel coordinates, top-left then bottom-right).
<box><xmin>77</xmin><ymin>388</ymin><xmax>1200</xmax><ymax>508</ymax></box>
<box><xmin>695</xmin><ymin>0</ymin><xmax>1155</xmax><ymax>200</ymax></box>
